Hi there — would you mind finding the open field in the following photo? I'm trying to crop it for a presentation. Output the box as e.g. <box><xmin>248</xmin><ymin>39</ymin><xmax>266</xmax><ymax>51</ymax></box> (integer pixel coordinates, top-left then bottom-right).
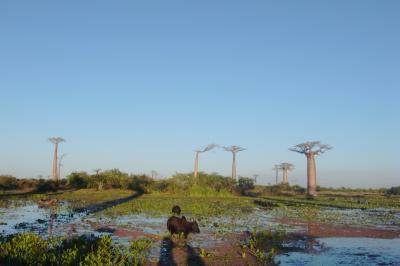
<box><xmin>1</xmin><ymin>188</ymin><xmax>400</xmax><ymax>265</ymax></box>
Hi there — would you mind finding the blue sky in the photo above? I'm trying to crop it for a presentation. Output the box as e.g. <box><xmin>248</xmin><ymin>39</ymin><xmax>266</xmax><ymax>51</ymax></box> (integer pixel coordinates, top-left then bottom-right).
<box><xmin>1</xmin><ymin>1</ymin><xmax>399</xmax><ymax>188</ymax></box>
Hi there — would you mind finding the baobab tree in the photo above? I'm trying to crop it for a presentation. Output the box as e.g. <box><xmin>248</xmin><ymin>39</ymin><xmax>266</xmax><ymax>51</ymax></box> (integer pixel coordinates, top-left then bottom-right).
<box><xmin>290</xmin><ymin>141</ymin><xmax>332</xmax><ymax>197</ymax></box>
<box><xmin>193</xmin><ymin>144</ymin><xmax>218</xmax><ymax>178</ymax></box>
<box><xmin>279</xmin><ymin>162</ymin><xmax>294</xmax><ymax>185</ymax></box>
<box><xmin>48</xmin><ymin>137</ymin><xmax>65</xmax><ymax>181</ymax></box>
<box><xmin>58</xmin><ymin>154</ymin><xmax>66</xmax><ymax>180</ymax></box>
<box><xmin>273</xmin><ymin>165</ymin><xmax>280</xmax><ymax>185</ymax></box>
<box><xmin>253</xmin><ymin>174</ymin><xmax>259</xmax><ymax>184</ymax></box>
<box><xmin>223</xmin><ymin>145</ymin><xmax>246</xmax><ymax>180</ymax></box>
<box><xmin>150</xmin><ymin>170</ymin><xmax>159</xmax><ymax>179</ymax></box>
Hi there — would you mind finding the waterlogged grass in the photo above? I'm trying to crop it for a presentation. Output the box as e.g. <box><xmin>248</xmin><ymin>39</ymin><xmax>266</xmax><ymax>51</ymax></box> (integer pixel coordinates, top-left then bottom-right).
<box><xmin>98</xmin><ymin>194</ymin><xmax>256</xmax><ymax>218</ymax></box>
<box><xmin>256</xmin><ymin>198</ymin><xmax>400</xmax><ymax>227</ymax></box>
<box><xmin>0</xmin><ymin>232</ymin><xmax>152</xmax><ymax>266</ymax></box>
<box><xmin>262</xmin><ymin>194</ymin><xmax>400</xmax><ymax>210</ymax></box>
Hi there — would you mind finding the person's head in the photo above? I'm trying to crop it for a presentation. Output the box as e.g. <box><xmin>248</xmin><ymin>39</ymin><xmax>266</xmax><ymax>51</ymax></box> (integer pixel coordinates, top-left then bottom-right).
<box><xmin>172</xmin><ymin>205</ymin><xmax>181</xmax><ymax>215</ymax></box>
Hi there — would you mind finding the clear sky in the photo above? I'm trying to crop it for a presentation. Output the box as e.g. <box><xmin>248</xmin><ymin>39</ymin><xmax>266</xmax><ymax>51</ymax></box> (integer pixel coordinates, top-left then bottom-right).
<box><xmin>1</xmin><ymin>1</ymin><xmax>399</xmax><ymax>188</ymax></box>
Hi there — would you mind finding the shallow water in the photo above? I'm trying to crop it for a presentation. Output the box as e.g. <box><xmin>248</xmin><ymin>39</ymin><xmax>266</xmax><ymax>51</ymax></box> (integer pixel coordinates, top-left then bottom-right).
<box><xmin>1</xmin><ymin>199</ymin><xmax>400</xmax><ymax>264</ymax></box>
<box><xmin>276</xmin><ymin>237</ymin><xmax>400</xmax><ymax>265</ymax></box>
<box><xmin>0</xmin><ymin>201</ymin><xmax>102</xmax><ymax>238</ymax></box>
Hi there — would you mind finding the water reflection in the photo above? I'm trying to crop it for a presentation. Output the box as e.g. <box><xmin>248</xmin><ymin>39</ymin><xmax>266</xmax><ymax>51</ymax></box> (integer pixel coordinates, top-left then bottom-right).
<box><xmin>277</xmin><ymin>237</ymin><xmax>400</xmax><ymax>265</ymax></box>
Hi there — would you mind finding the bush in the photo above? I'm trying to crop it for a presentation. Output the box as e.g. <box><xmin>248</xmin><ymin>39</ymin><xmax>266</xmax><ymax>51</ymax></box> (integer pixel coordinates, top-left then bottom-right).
<box><xmin>66</xmin><ymin>172</ymin><xmax>89</xmax><ymax>189</ymax></box>
<box><xmin>101</xmin><ymin>169</ymin><xmax>129</xmax><ymax>189</ymax></box>
<box><xmin>291</xmin><ymin>185</ymin><xmax>306</xmax><ymax>195</ymax></box>
<box><xmin>128</xmin><ymin>175</ymin><xmax>153</xmax><ymax>193</ymax></box>
<box><xmin>0</xmin><ymin>233</ymin><xmax>153</xmax><ymax>266</ymax></box>
<box><xmin>0</xmin><ymin>175</ymin><xmax>20</xmax><ymax>190</ymax></box>
<box><xmin>17</xmin><ymin>178</ymin><xmax>37</xmax><ymax>190</ymax></box>
<box><xmin>237</xmin><ymin>177</ymin><xmax>255</xmax><ymax>195</ymax></box>
<box><xmin>150</xmin><ymin>179</ymin><xmax>170</xmax><ymax>192</ymax></box>
<box><xmin>35</xmin><ymin>179</ymin><xmax>58</xmax><ymax>193</ymax></box>
<box><xmin>150</xmin><ymin>172</ymin><xmax>236</xmax><ymax>196</ymax></box>
<box><xmin>386</xmin><ymin>186</ymin><xmax>400</xmax><ymax>195</ymax></box>
<box><xmin>197</xmin><ymin>172</ymin><xmax>236</xmax><ymax>192</ymax></box>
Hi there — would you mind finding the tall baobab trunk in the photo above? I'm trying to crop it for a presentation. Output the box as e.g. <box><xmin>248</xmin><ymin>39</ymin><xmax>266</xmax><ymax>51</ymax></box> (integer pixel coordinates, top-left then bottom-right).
<box><xmin>282</xmin><ymin>169</ymin><xmax>288</xmax><ymax>184</ymax></box>
<box><xmin>306</xmin><ymin>153</ymin><xmax>317</xmax><ymax>196</ymax></box>
<box><xmin>223</xmin><ymin>145</ymin><xmax>245</xmax><ymax>181</ymax></box>
<box><xmin>52</xmin><ymin>143</ymin><xmax>58</xmax><ymax>181</ymax></box>
<box><xmin>232</xmin><ymin>152</ymin><xmax>236</xmax><ymax>180</ymax></box>
<box><xmin>58</xmin><ymin>161</ymin><xmax>61</xmax><ymax>180</ymax></box>
<box><xmin>194</xmin><ymin>152</ymin><xmax>199</xmax><ymax>178</ymax></box>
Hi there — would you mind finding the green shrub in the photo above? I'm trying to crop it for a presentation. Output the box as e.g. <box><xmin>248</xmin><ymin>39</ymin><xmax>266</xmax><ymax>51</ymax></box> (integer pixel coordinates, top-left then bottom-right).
<box><xmin>0</xmin><ymin>233</ymin><xmax>152</xmax><ymax>266</ymax></box>
<box><xmin>35</xmin><ymin>179</ymin><xmax>58</xmax><ymax>192</ymax></box>
<box><xmin>127</xmin><ymin>175</ymin><xmax>154</xmax><ymax>193</ymax></box>
<box><xmin>237</xmin><ymin>177</ymin><xmax>255</xmax><ymax>195</ymax></box>
<box><xmin>386</xmin><ymin>186</ymin><xmax>400</xmax><ymax>195</ymax></box>
<box><xmin>66</xmin><ymin>172</ymin><xmax>89</xmax><ymax>189</ymax></box>
<box><xmin>0</xmin><ymin>175</ymin><xmax>20</xmax><ymax>190</ymax></box>
<box><xmin>150</xmin><ymin>172</ymin><xmax>236</xmax><ymax>196</ymax></box>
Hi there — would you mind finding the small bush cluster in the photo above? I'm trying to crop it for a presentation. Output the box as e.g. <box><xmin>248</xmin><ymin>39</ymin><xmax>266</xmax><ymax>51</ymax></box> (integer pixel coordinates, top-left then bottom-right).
<box><xmin>386</xmin><ymin>186</ymin><xmax>400</xmax><ymax>195</ymax></box>
<box><xmin>0</xmin><ymin>232</ymin><xmax>152</xmax><ymax>266</ymax></box>
<box><xmin>150</xmin><ymin>172</ymin><xmax>236</xmax><ymax>196</ymax></box>
<box><xmin>0</xmin><ymin>175</ymin><xmax>19</xmax><ymax>190</ymax></box>
<box><xmin>66</xmin><ymin>169</ymin><xmax>154</xmax><ymax>193</ymax></box>
<box><xmin>258</xmin><ymin>184</ymin><xmax>306</xmax><ymax>196</ymax></box>
<box><xmin>0</xmin><ymin>175</ymin><xmax>61</xmax><ymax>193</ymax></box>
<box><xmin>237</xmin><ymin>177</ymin><xmax>255</xmax><ymax>195</ymax></box>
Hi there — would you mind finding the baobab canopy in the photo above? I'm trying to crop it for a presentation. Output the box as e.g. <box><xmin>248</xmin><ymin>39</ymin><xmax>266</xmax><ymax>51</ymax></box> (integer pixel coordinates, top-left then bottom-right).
<box><xmin>289</xmin><ymin>141</ymin><xmax>332</xmax><ymax>156</ymax></box>
<box><xmin>193</xmin><ymin>144</ymin><xmax>219</xmax><ymax>178</ymax></box>
<box><xmin>195</xmin><ymin>144</ymin><xmax>219</xmax><ymax>153</ymax></box>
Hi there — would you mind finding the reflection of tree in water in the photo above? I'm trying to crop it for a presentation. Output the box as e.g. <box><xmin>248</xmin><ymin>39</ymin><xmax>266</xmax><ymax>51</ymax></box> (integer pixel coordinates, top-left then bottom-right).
<box><xmin>48</xmin><ymin>206</ymin><xmax>57</xmax><ymax>237</ymax></box>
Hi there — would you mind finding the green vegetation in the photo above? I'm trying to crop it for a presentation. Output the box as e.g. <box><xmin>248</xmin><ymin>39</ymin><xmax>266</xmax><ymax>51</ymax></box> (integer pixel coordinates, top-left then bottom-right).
<box><xmin>237</xmin><ymin>177</ymin><xmax>255</xmax><ymax>195</ymax></box>
<box><xmin>386</xmin><ymin>186</ymin><xmax>400</xmax><ymax>196</ymax></box>
<box><xmin>99</xmin><ymin>194</ymin><xmax>255</xmax><ymax>218</ymax></box>
<box><xmin>0</xmin><ymin>176</ymin><xmax>19</xmax><ymax>190</ymax></box>
<box><xmin>55</xmin><ymin>189</ymin><xmax>136</xmax><ymax>210</ymax></box>
<box><xmin>259</xmin><ymin>193</ymin><xmax>400</xmax><ymax>210</ymax></box>
<box><xmin>246</xmin><ymin>229</ymin><xmax>286</xmax><ymax>264</ymax></box>
<box><xmin>0</xmin><ymin>233</ymin><xmax>152</xmax><ymax>266</ymax></box>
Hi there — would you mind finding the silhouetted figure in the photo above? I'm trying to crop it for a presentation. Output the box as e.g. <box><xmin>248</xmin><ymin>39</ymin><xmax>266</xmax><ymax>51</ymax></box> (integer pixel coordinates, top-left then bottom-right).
<box><xmin>158</xmin><ymin>237</ymin><xmax>177</xmax><ymax>266</ymax></box>
<box><xmin>186</xmin><ymin>245</ymin><xmax>205</xmax><ymax>266</ymax></box>
<box><xmin>172</xmin><ymin>205</ymin><xmax>181</xmax><ymax>216</ymax></box>
<box><xmin>167</xmin><ymin>216</ymin><xmax>200</xmax><ymax>238</ymax></box>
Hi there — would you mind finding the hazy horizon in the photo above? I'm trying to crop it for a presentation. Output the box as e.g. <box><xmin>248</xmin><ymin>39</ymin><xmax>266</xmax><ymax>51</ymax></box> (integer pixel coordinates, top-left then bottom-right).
<box><xmin>1</xmin><ymin>1</ymin><xmax>399</xmax><ymax>188</ymax></box>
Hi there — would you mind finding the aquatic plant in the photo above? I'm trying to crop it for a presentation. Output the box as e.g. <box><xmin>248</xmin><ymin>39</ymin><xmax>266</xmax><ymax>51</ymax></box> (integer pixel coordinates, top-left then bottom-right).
<box><xmin>247</xmin><ymin>229</ymin><xmax>286</xmax><ymax>264</ymax></box>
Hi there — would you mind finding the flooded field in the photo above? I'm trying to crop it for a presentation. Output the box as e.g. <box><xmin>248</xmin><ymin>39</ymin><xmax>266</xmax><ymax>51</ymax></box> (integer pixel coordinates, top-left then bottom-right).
<box><xmin>1</xmin><ymin>192</ymin><xmax>400</xmax><ymax>265</ymax></box>
<box><xmin>277</xmin><ymin>237</ymin><xmax>400</xmax><ymax>265</ymax></box>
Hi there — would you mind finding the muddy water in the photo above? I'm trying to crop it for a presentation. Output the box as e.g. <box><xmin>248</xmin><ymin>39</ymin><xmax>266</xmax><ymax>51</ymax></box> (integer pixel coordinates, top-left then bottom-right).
<box><xmin>276</xmin><ymin>237</ymin><xmax>400</xmax><ymax>265</ymax></box>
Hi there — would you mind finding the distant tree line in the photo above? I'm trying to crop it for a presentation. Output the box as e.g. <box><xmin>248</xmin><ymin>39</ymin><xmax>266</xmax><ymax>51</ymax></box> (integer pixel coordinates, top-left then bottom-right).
<box><xmin>0</xmin><ymin>173</ymin><xmax>398</xmax><ymax>196</ymax></box>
